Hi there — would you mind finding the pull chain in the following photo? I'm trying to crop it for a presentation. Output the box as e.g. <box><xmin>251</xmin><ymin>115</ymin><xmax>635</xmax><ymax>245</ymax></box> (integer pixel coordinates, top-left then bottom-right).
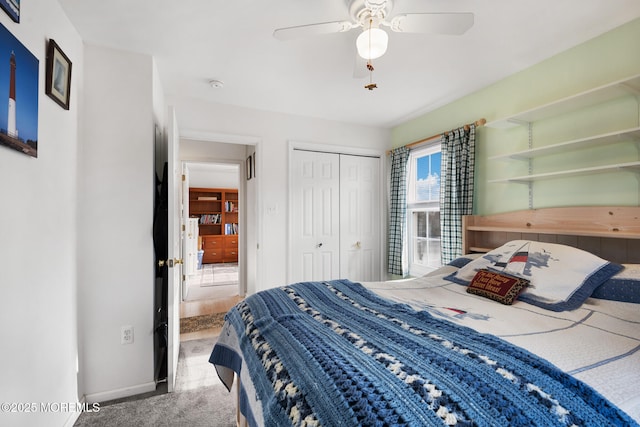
<box><xmin>365</xmin><ymin>61</ymin><xmax>377</xmax><ymax>90</ymax></box>
<box><xmin>364</xmin><ymin>18</ymin><xmax>378</xmax><ymax>91</ymax></box>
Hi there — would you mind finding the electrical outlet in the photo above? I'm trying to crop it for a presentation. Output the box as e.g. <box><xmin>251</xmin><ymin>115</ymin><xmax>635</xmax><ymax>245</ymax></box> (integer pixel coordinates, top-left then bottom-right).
<box><xmin>121</xmin><ymin>325</ymin><xmax>134</xmax><ymax>345</ymax></box>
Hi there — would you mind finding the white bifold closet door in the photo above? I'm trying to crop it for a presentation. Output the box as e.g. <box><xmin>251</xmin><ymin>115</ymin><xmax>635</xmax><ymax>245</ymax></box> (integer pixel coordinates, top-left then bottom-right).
<box><xmin>291</xmin><ymin>150</ymin><xmax>341</xmax><ymax>281</ymax></box>
<box><xmin>291</xmin><ymin>149</ymin><xmax>380</xmax><ymax>283</ymax></box>
<box><xmin>339</xmin><ymin>154</ymin><xmax>380</xmax><ymax>282</ymax></box>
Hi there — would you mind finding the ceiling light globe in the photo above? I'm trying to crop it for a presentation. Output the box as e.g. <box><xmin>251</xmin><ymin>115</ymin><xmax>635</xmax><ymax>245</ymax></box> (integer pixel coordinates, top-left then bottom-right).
<box><xmin>356</xmin><ymin>27</ymin><xmax>388</xmax><ymax>60</ymax></box>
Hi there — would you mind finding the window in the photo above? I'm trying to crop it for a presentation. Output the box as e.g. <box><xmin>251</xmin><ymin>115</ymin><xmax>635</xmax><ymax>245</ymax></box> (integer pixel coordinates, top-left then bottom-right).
<box><xmin>407</xmin><ymin>144</ymin><xmax>442</xmax><ymax>276</ymax></box>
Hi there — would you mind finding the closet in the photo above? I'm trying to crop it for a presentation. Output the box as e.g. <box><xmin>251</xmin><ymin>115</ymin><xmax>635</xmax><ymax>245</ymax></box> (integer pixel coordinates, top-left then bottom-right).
<box><xmin>291</xmin><ymin>149</ymin><xmax>381</xmax><ymax>283</ymax></box>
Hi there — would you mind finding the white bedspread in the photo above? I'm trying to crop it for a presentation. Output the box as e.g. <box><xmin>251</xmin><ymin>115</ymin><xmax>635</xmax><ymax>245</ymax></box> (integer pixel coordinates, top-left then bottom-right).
<box><xmin>363</xmin><ymin>264</ymin><xmax>640</xmax><ymax>422</ymax></box>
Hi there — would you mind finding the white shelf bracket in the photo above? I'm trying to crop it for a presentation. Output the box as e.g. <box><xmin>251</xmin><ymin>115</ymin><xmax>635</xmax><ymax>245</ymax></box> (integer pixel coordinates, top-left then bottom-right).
<box><xmin>620</xmin><ymin>82</ymin><xmax>640</xmax><ymax>97</ymax></box>
<box><xmin>636</xmin><ymin>93</ymin><xmax>640</xmax><ymax>128</ymax></box>
<box><xmin>527</xmin><ymin>122</ymin><xmax>534</xmax><ymax>209</ymax></box>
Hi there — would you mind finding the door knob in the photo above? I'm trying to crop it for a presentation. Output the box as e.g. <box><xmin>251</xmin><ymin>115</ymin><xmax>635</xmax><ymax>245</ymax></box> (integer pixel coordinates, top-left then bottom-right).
<box><xmin>316</xmin><ymin>243</ymin><xmax>323</xmax><ymax>248</ymax></box>
<box><xmin>355</xmin><ymin>241</ymin><xmax>361</xmax><ymax>249</ymax></box>
<box><xmin>158</xmin><ymin>258</ymin><xmax>183</xmax><ymax>268</ymax></box>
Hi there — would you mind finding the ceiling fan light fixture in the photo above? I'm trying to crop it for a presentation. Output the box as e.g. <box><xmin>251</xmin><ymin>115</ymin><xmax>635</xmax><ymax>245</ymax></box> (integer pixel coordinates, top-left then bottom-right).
<box><xmin>356</xmin><ymin>27</ymin><xmax>388</xmax><ymax>59</ymax></box>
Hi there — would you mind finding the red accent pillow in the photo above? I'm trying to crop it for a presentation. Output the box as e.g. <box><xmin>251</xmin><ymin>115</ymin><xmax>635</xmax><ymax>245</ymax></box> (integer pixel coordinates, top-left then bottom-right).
<box><xmin>466</xmin><ymin>269</ymin><xmax>528</xmax><ymax>305</ymax></box>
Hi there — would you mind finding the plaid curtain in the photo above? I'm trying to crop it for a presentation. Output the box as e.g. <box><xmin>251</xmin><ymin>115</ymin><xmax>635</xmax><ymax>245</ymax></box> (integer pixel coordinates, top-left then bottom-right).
<box><xmin>440</xmin><ymin>124</ymin><xmax>476</xmax><ymax>264</ymax></box>
<box><xmin>388</xmin><ymin>147</ymin><xmax>410</xmax><ymax>276</ymax></box>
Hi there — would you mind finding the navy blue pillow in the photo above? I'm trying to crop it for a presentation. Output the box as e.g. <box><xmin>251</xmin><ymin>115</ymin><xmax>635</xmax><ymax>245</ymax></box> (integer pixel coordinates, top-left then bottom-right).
<box><xmin>447</xmin><ymin>256</ymin><xmax>477</xmax><ymax>269</ymax></box>
<box><xmin>591</xmin><ymin>265</ymin><xmax>640</xmax><ymax>304</ymax></box>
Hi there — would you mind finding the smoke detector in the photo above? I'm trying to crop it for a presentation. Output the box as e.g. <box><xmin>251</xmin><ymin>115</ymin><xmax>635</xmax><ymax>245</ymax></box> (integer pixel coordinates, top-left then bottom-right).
<box><xmin>209</xmin><ymin>79</ymin><xmax>224</xmax><ymax>88</ymax></box>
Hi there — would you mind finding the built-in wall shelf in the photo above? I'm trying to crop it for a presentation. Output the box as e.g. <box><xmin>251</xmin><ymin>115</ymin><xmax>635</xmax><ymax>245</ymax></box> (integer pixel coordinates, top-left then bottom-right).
<box><xmin>189</xmin><ymin>187</ymin><xmax>239</xmax><ymax>263</ymax></box>
<box><xmin>489</xmin><ymin>160</ymin><xmax>640</xmax><ymax>183</ymax></box>
<box><xmin>489</xmin><ymin>126</ymin><xmax>640</xmax><ymax>161</ymax></box>
<box><xmin>486</xmin><ymin>73</ymin><xmax>640</xmax><ymax>197</ymax></box>
<box><xmin>486</xmin><ymin>74</ymin><xmax>640</xmax><ymax>129</ymax></box>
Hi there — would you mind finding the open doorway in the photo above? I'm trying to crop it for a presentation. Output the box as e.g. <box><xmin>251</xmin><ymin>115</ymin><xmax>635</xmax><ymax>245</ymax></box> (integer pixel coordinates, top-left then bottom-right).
<box><xmin>179</xmin><ymin>161</ymin><xmax>244</xmax><ymax>338</ymax></box>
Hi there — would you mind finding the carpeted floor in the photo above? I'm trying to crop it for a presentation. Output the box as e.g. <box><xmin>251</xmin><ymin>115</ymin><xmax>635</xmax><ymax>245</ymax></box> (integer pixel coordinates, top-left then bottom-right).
<box><xmin>74</xmin><ymin>336</ymin><xmax>236</xmax><ymax>426</ymax></box>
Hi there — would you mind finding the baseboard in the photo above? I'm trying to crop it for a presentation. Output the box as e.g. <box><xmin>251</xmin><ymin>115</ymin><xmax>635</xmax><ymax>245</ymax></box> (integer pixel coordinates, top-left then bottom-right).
<box><xmin>84</xmin><ymin>381</ymin><xmax>157</xmax><ymax>404</ymax></box>
<box><xmin>63</xmin><ymin>410</ymin><xmax>82</xmax><ymax>427</ymax></box>
<box><xmin>62</xmin><ymin>396</ymin><xmax>91</xmax><ymax>427</ymax></box>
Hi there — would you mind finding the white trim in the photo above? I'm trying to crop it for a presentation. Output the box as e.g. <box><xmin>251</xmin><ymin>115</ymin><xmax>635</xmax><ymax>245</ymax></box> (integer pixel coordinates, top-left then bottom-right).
<box><xmin>83</xmin><ymin>381</ymin><xmax>157</xmax><ymax>404</ymax></box>
<box><xmin>178</xmin><ymin>131</ymin><xmax>262</xmax><ymax>294</ymax></box>
<box><xmin>407</xmin><ymin>209</ymin><xmax>442</xmax><ymax>277</ymax></box>
<box><xmin>63</xmin><ymin>410</ymin><xmax>82</xmax><ymax>427</ymax></box>
<box><xmin>62</xmin><ymin>397</ymin><xmax>101</xmax><ymax>427</ymax></box>
<box><xmin>182</xmin><ymin>159</ymin><xmax>246</xmax><ymax>297</ymax></box>
<box><xmin>290</xmin><ymin>140</ymin><xmax>384</xmax><ymax>158</ymax></box>
<box><xmin>406</xmin><ymin>144</ymin><xmax>443</xmax><ymax>277</ymax></box>
<box><xmin>180</xmin><ymin>129</ymin><xmax>261</xmax><ymax>145</ymax></box>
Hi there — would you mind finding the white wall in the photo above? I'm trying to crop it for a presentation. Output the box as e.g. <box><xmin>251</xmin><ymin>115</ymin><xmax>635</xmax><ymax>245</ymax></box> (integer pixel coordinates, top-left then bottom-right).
<box><xmin>167</xmin><ymin>95</ymin><xmax>390</xmax><ymax>291</ymax></box>
<box><xmin>182</xmin><ymin>140</ymin><xmax>245</xmax><ymax>189</ymax></box>
<box><xmin>0</xmin><ymin>2</ymin><xmax>83</xmax><ymax>427</ymax></box>
<box><xmin>77</xmin><ymin>44</ymin><xmax>157</xmax><ymax>403</ymax></box>
<box><xmin>187</xmin><ymin>164</ymin><xmax>239</xmax><ymax>189</ymax></box>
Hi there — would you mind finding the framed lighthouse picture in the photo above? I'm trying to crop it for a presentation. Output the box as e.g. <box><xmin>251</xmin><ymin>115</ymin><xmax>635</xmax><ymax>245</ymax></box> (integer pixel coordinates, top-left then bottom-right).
<box><xmin>45</xmin><ymin>39</ymin><xmax>71</xmax><ymax>110</ymax></box>
<box><xmin>0</xmin><ymin>0</ymin><xmax>19</xmax><ymax>23</ymax></box>
<box><xmin>0</xmin><ymin>22</ymin><xmax>38</xmax><ymax>158</ymax></box>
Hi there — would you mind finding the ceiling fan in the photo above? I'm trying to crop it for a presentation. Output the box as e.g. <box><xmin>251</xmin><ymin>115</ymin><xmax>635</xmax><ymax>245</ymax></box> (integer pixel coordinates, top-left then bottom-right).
<box><xmin>273</xmin><ymin>0</ymin><xmax>474</xmax><ymax>88</ymax></box>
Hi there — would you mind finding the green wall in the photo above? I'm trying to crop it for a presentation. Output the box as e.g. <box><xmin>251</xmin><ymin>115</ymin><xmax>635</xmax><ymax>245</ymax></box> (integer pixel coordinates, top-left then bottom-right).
<box><xmin>392</xmin><ymin>18</ymin><xmax>640</xmax><ymax>215</ymax></box>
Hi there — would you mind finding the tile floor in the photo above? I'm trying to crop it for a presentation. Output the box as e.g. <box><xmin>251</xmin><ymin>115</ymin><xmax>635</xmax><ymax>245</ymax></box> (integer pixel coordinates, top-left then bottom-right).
<box><xmin>180</xmin><ymin>262</ymin><xmax>243</xmax><ymax>341</ymax></box>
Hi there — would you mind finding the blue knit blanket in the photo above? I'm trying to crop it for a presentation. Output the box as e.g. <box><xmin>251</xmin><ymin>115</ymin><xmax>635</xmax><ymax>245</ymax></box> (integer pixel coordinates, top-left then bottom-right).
<box><xmin>209</xmin><ymin>280</ymin><xmax>638</xmax><ymax>426</ymax></box>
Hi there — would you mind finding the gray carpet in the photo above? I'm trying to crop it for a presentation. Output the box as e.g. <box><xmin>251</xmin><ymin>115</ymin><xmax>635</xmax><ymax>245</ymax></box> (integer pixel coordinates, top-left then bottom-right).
<box><xmin>74</xmin><ymin>336</ymin><xmax>236</xmax><ymax>426</ymax></box>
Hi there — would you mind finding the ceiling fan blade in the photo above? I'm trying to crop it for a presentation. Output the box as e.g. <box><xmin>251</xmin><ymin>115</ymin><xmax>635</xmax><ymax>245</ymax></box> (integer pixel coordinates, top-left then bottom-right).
<box><xmin>273</xmin><ymin>21</ymin><xmax>356</xmax><ymax>41</ymax></box>
<box><xmin>389</xmin><ymin>12</ymin><xmax>474</xmax><ymax>35</ymax></box>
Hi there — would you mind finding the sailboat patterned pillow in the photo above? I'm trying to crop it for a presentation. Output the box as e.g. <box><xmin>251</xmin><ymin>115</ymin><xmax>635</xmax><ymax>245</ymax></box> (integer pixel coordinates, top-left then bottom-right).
<box><xmin>445</xmin><ymin>240</ymin><xmax>622</xmax><ymax>311</ymax></box>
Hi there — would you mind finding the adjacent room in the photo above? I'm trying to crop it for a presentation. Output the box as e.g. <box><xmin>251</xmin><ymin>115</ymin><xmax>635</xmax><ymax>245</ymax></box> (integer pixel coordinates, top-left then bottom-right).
<box><xmin>1</xmin><ymin>1</ymin><xmax>639</xmax><ymax>426</ymax></box>
<box><xmin>179</xmin><ymin>162</ymin><xmax>244</xmax><ymax>340</ymax></box>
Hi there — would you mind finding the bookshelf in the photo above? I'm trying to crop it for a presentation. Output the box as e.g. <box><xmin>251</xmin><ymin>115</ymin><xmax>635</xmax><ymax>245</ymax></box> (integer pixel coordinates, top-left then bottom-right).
<box><xmin>189</xmin><ymin>187</ymin><xmax>239</xmax><ymax>263</ymax></box>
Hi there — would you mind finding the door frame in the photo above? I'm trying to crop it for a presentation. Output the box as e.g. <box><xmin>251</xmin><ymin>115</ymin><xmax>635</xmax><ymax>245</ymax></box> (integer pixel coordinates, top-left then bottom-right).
<box><xmin>287</xmin><ymin>140</ymin><xmax>387</xmax><ymax>283</ymax></box>
<box><xmin>166</xmin><ymin>107</ymin><xmax>181</xmax><ymax>392</ymax></box>
<box><xmin>181</xmin><ymin>159</ymin><xmax>245</xmax><ymax>298</ymax></box>
<box><xmin>179</xmin><ymin>129</ymin><xmax>262</xmax><ymax>296</ymax></box>
<box><xmin>166</xmin><ymin>128</ymin><xmax>261</xmax><ymax>392</ymax></box>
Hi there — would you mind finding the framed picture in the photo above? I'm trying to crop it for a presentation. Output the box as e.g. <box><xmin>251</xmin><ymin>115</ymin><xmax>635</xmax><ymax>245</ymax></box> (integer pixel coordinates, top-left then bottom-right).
<box><xmin>252</xmin><ymin>152</ymin><xmax>256</xmax><ymax>178</ymax></box>
<box><xmin>0</xmin><ymin>22</ymin><xmax>38</xmax><ymax>157</ymax></box>
<box><xmin>0</xmin><ymin>0</ymin><xmax>19</xmax><ymax>23</ymax></box>
<box><xmin>246</xmin><ymin>155</ymin><xmax>253</xmax><ymax>180</ymax></box>
<box><xmin>45</xmin><ymin>39</ymin><xmax>72</xmax><ymax>110</ymax></box>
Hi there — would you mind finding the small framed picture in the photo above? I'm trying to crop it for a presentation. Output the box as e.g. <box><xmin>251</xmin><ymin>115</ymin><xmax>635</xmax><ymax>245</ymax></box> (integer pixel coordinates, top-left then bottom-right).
<box><xmin>246</xmin><ymin>155</ymin><xmax>253</xmax><ymax>180</ymax></box>
<box><xmin>0</xmin><ymin>0</ymin><xmax>19</xmax><ymax>23</ymax></box>
<box><xmin>45</xmin><ymin>39</ymin><xmax>72</xmax><ymax>110</ymax></box>
<box><xmin>252</xmin><ymin>152</ymin><xmax>256</xmax><ymax>178</ymax></box>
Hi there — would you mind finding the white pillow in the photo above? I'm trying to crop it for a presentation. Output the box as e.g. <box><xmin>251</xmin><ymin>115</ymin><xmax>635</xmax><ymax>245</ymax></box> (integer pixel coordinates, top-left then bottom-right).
<box><xmin>444</xmin><ymin>240</ymin><xmax>622</xmax><ymax>311</ymax></box>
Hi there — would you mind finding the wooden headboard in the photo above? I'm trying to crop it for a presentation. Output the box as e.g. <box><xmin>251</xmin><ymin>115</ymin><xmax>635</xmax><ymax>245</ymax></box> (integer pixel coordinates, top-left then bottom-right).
<box><xmin>463</xmin><ymin>206</ymin><xmax>640</xmax><ymax>264</ymax></box>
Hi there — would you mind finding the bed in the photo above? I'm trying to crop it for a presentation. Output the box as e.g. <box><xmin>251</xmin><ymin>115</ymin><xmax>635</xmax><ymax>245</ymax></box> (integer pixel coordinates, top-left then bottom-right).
<box><xmin>210</xmin><ymin>206</ymin><xmax>640</xmax><ymax>426</ymax></box>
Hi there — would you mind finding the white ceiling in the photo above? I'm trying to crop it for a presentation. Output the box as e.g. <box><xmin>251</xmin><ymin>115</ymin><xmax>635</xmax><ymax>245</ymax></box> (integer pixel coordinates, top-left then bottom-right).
<box><xmin>57</xmin><ymin>0</ymin><xmax>640</xmax><ymax>129</ymax></box>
